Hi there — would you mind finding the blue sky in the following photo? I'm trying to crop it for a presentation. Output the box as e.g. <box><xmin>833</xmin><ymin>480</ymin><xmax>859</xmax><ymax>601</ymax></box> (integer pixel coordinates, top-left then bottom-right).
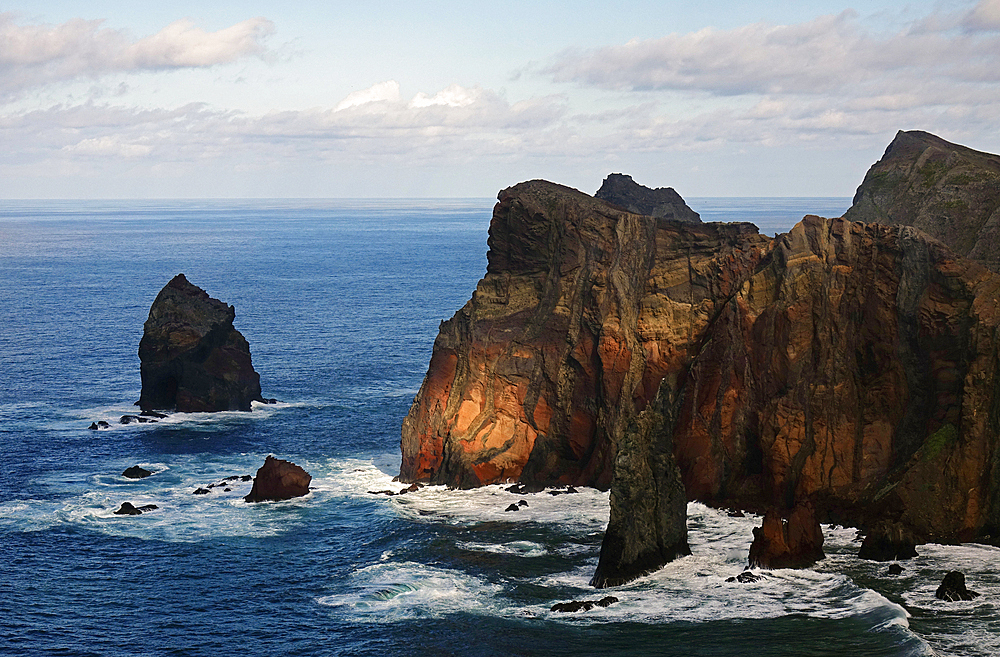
<box><xmin>2</xmin><ymin>0</ymin><xmax>999</xmax><ymax>198</ymax></box>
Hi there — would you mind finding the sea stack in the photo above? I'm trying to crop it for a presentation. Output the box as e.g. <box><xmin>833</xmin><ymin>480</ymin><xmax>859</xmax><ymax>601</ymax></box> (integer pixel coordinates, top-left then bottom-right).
<box><xmin>595</xmin><ymin>173</ymin><xmax>701</xmax><ymax>223</ymax></box>
<box><xmin>137</xmin><ymin>274</ymin><xmax>266</xmax><ymax>412</ymax></box>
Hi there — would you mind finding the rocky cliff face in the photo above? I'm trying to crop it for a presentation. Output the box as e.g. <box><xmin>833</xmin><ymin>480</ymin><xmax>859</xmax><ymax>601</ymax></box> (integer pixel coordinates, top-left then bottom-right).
<box><xmin>401</xmin><ymin>171</ymin><xmax>1000</xmax><ymax>583</ymax></box>
<box><xmin>400</xmin><ymin>180</ymin><xmax>766</xmax><ymax>490</ymax></box>
<box><xmin>595</xmin><ymin>173</ymin><xmax>701</xmax><ymax>223</ymax></box>
<box><xmin>845</xmin><ymin>130</ymin><xmax>1000</xmax><ymax>272</ymax></box>
<box><xmin>138</xmin><ymin>274</ymin><xmax>266</xmax><ymax>412</ymax></box>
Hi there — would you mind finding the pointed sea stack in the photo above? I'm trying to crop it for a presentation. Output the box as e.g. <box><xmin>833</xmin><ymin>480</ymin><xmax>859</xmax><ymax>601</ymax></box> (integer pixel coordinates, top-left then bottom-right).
<box><xmin>137</xmin><ymin>274</ymin><xmax>265</xmax><ymax>412</ymax></box>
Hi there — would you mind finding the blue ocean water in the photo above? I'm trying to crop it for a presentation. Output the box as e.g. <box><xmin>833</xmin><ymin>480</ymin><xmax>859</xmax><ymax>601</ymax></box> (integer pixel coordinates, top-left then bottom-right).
<box><xmin>1</xmin><ymin>197</ymin><xmax>997</xmax><ymax>656</ymax></box>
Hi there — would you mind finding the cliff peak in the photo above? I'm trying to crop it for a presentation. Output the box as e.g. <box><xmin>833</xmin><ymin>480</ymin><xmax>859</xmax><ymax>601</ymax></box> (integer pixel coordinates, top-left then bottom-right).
<box><xmin>845</xmin><ymin>130</ymin><xmax>1000</xmax><ymax>271</ymax></box>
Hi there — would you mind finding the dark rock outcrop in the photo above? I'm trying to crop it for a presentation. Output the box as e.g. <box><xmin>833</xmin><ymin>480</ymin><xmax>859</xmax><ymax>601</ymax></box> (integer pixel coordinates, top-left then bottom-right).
<box><xmin>858</xmin><ymin>521</ymin><xmax>919</xmax><ymax>561</ymax></box>
<box><xmin>114</xmin><ymin>502</ymin><xmax>158</xmax><ymax>515</ymax></box>
<box><xmin>935</xmin><ymin>571</ymin><xmax>980</xmax><ymax>601</ymax></box>
<box><xmin>887</xmin><ymin>563</ymin><xmax>904</xmax><ymax>576</ymax></box>
<box><xmin>727</xmin><ymin>571</ymin><xmax>765</xmax><ymax>583</ymax></box>
<box><xmin>596</xmin><ymin>174</ymin><xmax>701</xmax><ymax>223</ymax></box>
<box><xmin>122</xmin><ymin>465</ymin><xmax>153</xmax><ymax>479</ymax></box>
<box><xmin>748</xmin><ymin>504</ymin><xmax>825</xmax><ymax>569</ymax></box>
<box><xmin>137</xmin><ymin>274</ymin><xmax>265</xmax><ymax>413</ymax></box>
<box><xmin>244</xmin><ymin>455</ymin><xmax>311</xmax><ymax>503</ymax></box>
<box><xmin>400</xmin><ymin>133</ymin><xmax>1000</xmax><ymax>585</ymax></box>
<box><xmin>550</xmin><ymin>596</ymin><xmax>618</xmax><ymax>612</ymax></box>
<box><xmin>845</xmin><ymin>130</ymin><xmax>1000</xmax><ymax>271</ymax></box>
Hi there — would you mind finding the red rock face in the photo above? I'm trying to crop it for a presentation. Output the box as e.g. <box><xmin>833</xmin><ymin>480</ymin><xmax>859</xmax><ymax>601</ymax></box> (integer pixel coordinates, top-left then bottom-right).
<box><xmin>400</xmin><ymin>179</ymin><xmax>1000</xmax><ymax>545</ymax></box>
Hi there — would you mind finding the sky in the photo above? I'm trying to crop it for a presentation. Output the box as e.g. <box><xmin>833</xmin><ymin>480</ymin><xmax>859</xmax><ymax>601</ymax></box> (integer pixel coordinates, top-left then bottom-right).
<box><xmin>2</xmin><ymin>0</ymin><xmax>999</xmax><ymax>198</ymax></box>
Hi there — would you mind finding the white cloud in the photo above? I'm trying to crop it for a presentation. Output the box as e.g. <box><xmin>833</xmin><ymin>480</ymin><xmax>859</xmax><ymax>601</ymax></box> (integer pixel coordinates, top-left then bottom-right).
<box><xmin>964</xmin><ymin>0</ymin><xmax>1000</xmax><ymax>31</ymax></box>
<box><xmin>334</xmin><ymin>80</ymin><xmax>401</xmax><ymax>111</ymax></box>
<box><xmin>0</xmin><ymin>14</ymin><xmax>274</xmax><ymax>99</ymax></box>
<box><xmin>545</xmin><ymin>9</ymin><xmax>1000</xmax><ymax>95</ymax></box>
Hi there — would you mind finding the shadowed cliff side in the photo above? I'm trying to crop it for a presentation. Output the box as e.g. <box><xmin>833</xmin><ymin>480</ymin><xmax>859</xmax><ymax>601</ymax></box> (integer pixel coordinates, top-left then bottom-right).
<box><xmin>845</xmin><ymin>130</ymin><xmax>1000</xmax><ymax>272</ymax></box>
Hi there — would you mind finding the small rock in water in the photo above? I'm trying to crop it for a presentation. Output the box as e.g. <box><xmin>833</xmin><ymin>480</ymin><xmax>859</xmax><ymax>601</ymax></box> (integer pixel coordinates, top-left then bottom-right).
<box><xmin>726</xmin><ymin>571</ymin><xmax>765</xmax><ymax>584</ymax></box>
<box><xmin>368</xmin><ymin>490</ymin><xmax>396</xmax><ymax>496</ymax></box>
<box><xmin>114</xmin><ymin>502</ymin><xmax>158</xmax><ymax>516</ymax></box>
<box><xmin>550</xmin><ymin>596</ymin><xmax>619</xmax><ymax>613</ymax></box>
<box><xmin>398</xmin><ymin>483</ymin><xmax>420</xmax><ymax>495</ymax></box>
<box><xmin>936</xmin><ymin>571</ymin><xmax>980</xmax><ymax>601</ymax></box>
<box><xmin>122</xmin><ymin>465</ymin><xmax>153</xmax><ymax>479</ymax></box>
<box><xmin>517</xmin><ymin>500</ymin><xmax>528</xmax><ymax>507</ymax></box>
<box><xmin>505</xmin><ymin>504</ymin><xmax>520</xmax><ymax>512</ymax></box>
<box><xmin>193</xmin><ymin>488</ymin><xmax>211</xmax><ymax>495</ymax></box>
<box><xmin>887</xmin><ymin>563</ymin><xmax>904</xmax><ymax>576</ymax></box>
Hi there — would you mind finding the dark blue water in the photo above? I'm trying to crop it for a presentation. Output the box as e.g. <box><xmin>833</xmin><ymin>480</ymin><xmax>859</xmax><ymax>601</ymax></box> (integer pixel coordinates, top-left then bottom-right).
<box><xmin>2</xmin><ymin>197</ymin><xmax>994</xmax><ymax>656</ymax></box>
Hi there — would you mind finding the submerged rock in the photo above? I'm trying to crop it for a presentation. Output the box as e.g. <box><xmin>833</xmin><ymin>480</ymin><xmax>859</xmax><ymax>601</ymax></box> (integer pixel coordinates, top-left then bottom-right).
<box><xmin>122</xmin><ymin>465</ymin><xmax>153</xmax><ymax>479</ymax></box>
<box><xmin>550</xmin><ymin>596</ymin><xmax>619</xmax><ymax>613</ymax></box>
<box><xmin>244</xmin><ymin>455</ymin><xmax>311</xmax><ymax>503</ymax></box>
<box><xmin>727</xmin><ymin>571</ymin><xmax>765</xmax><ymax>583</ymax></box>
<box><xmin>595</xmin><ymin>173</ymin><xmax>701</xmax><ymax>223</ymax></box>
<box><xmin>137</xmin><ymin>274</ymin><xmax>266</xmax><ymax>413</ymax></box>
<box><xmin>748</xmin><ymin>504</ymin><xmax>825</xmax><ymax>570</ymax></box>
<box><xmin>936</xmin><ymin>571</ymin><xmax>980</xmax><ymax>601</ymax></box>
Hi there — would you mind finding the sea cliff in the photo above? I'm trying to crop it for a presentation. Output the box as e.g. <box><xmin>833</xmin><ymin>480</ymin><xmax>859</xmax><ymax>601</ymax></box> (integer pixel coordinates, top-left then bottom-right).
<box><xmin>401</xmin><ymin>133</ymin><xmax>1000</xmax><ymax>584</ymax></box>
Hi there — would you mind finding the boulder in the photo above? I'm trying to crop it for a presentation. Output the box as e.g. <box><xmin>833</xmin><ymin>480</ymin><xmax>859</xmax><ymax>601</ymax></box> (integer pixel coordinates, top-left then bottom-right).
<box><xmin>137</xmin><ymin>274</ymin><xmax>266</xmax><ymax>413</ymax></box>
<box><xmin>935</xmin><ymin>571</ymin><xmax>980</xmax><ymax>601</ymax></box>
<box><xmin>122</xmin><ymin>465</ymin><xmax>153</xmax><ymax>479</ymax></box>
<box><xmin>244</xmin><ymin>455</ymin><xmax>311</xmax><ymax>503</ymax></box>
<box><xmin>748</xmin><ymin>504</ymin><xmax>825</xmax><ymax>569</ymax></box>
<box><xmin>595</xmin><ymin>173</ymin><xmax>701</xmax><ymax>223</ymax></box>
<box><xmin>887</xmin><ymin>563</ymin><xmax>904</xmax><ymax>576</ymax></box>
<box><xmin>858</xmin><ymin>521</ymin><xmax>919</xmax><ymax>561</ymax></box>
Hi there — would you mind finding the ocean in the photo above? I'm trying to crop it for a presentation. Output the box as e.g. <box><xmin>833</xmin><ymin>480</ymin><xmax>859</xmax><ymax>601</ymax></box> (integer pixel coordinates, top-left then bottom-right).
<box><xmin>1</xmin><ymin>196</ymin><xmax>997</xmax><ymax>656</ymax></box>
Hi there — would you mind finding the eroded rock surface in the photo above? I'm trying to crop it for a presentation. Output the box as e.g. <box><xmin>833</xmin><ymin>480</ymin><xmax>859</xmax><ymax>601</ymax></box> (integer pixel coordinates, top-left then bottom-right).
<box><xmin>595</xmin><ymin>173</ymin><xmax>701</xmax><ymax>223</ymax></box>
<box><xmin>936</xmin><ymin>571</ymin><xmax>980</xmax><ymax>601</ymax></box>
<box><xmin>137</xmin><ymin>274</ymin><xmax>265</xmax><ymax>412</ymax></box>
<box><xmin>845</xmin><ymin>130</ymin><xmax>1000</xmax><ymax>271</ymax></box>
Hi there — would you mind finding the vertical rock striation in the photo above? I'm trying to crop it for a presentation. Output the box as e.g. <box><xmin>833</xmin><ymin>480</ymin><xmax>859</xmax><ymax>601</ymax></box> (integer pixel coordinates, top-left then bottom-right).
<box><xmin>138</xmin><ymin>274</ymin><xmax>265</xmax><ymax>412</ymax></box>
